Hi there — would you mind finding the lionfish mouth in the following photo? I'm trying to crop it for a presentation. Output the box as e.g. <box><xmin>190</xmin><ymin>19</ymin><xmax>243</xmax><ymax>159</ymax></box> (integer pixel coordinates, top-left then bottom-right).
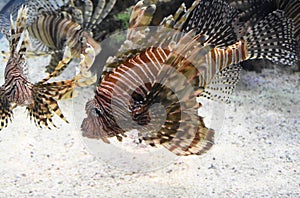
<box><xmin>81</xmin><ymin>99</ymin><xmax>110</xmax><ymax>143</ymax></box>
<box><xmin>81</xmin><ymin>116</ymin><xmax>110</xmax><ymax>144</ymax></box>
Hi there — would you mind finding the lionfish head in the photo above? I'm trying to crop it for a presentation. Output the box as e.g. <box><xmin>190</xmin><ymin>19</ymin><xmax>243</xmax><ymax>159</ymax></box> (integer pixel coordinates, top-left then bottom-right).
<box><xmin>81</xmin><ymin>98</ymin><xmax>125</xmax><ymax>143</ymax></box>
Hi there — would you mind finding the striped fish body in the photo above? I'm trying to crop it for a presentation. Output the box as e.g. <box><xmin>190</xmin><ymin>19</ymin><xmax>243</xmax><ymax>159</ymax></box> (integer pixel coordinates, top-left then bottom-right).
<box><xmin>81</xmin><ymin>45</ymin><xmax>213</xmax><ymax>155</ymax></box>
<box><xmin>3</xmin><ymin>57</ymin><xmax>33</xmax><ymax>106</ymax></box>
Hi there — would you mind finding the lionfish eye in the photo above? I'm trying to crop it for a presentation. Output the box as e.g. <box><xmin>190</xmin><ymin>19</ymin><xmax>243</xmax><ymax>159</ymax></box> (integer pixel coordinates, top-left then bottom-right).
<box><xmin>94</xmin><ymin>108</ymin><xmax>102</xmax><ymax>116</ymax></box>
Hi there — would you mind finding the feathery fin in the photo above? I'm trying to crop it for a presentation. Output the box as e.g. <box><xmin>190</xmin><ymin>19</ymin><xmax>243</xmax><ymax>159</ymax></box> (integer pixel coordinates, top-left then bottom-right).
<box><xmin>244</xmin><ymin>10</ymin><xmax>297</xmax><ymax>65</ymax></box>
<box><xmin>182</xmin><ymin>0</ymin><xmax>239</xmax><ymax>47</ymax></box>
<box><xmin>199</xmin><ymin>64</ymin><xmax>241</xmax><ymax>103</ymax></box>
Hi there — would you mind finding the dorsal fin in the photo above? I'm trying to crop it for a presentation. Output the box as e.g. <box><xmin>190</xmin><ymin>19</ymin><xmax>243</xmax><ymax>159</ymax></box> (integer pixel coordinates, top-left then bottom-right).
<box><xmin>182</xmin><ymin>0</ymin><xmax>239</xmax><ymax>47</ymax></box>
<box><xmin>25</xmin><ymin>0</ymin><xmax>58</xmax><ymax>16</ymax></box>
<box><xmin>89</xmin><ymin>0</ymin><xmax>106</xmax><ymax>28</ymax></box>
<box><xmin>9</xmin><ymin>5</ymin><xmax>28</xmax><ymax>54</ymax></box>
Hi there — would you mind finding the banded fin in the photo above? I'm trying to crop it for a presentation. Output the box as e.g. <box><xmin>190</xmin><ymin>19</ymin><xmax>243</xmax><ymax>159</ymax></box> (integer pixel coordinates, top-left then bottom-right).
<box><xmin>236</xmin><ymin>1</ymin><xmax>275</xmax><ymax>23</ymax></box>
<box><xmin>26</xmin><ymin>45</ymin><xmax>94</xmax><ymax>129</ymax></box>
<box><xmin>244</xmin><ymin>10</ymin><xmax>297</xmax><ymax>66</ymax></box>
<box><xmin>140</xmin><ymin>66</ymin><xmax>215</xmax><ymax>155</ymax></box>
<box><xmin>230</xmin><ymin>1</ymin><xmax>276</xmax><ymax>39</ymax></box>
<box><xmin>39</xmin><ymin>46</ymin><xmax>72</xmax><ymax>83</ymax></box>
<box><xmin>9</xmin><ymin>5</ymin><xmax>28</xmax><ymax>54</ymax></box>
<box><xmin>60</xmin><ymin>0</ymin><xmax>117</xmax><ymax>32</ymax></box>
<box><xmin>139</xmin><ymin>96</ymin><xmax>215</xmax><ymax>156</ymax></box>
<box><xmin>228</xmin><ymin>0</ymin><xmax>300</xmax><ymax>41</ymax></box>
<box><xmin>127</xmin><ymin>1</ymin><xmax>156</xmax><ymax>42</ymax></box>
<box><xmin>72</xmin><ymin>0</ymin><xmax>93</xmax><ymax>28</ymax></box>
<box><xmin>160</xmin><ymin>0</ymin><xmax>200</xmax><ymax>30</ymax></box>
<box><xmin>27</xmin><ymin>82</ymin><xmax>72</xmax><ymax>129</ymax></box>
<box><xmin>89</xmin><ymin>0</ymin><xmax>106</xmax><ymax>28</ymax></box>
<box><xmin>276</xmin><ymin>0</ymin><xmax>300</xmax><ymax>42</ymax></box>
<box><xmin>92</xmin><ymin>0</ymin><xmax>117</xmax><ymax>27</ymax></box>
<box><xmin>25</xmin><ymin>48</ymin><xmax>72</xmax><ymax>128</ymax></box>
<box><xmin>182</xmin><ymin>0</ymin><xmax>239</xmax><ymax>47</ymax></box>
<box><xmin>27</xmin><ymin>70</ymin><xmax>96</xmax><ymax>129</ymax></box>
<box><xmin>0</xmin><ymin>88</ymin><xmax>14</xmax><ymax>131</ymax></box>
<box><xmin>161</xmin><ymin>117</ymin><xmax>215</xmax><ymax>156</ymax></box>
<box><xmin>199</xmin><ymin>64</ymin><xmax>241</xmax><ymax>103</ymax></box>
<box><xmin>226</xmin><ymin>0</ymin><xmax>270</xmax><ymax>10</ymax></box>
<box><xmin>45</xmin><ymin>51</ymin><xmax>67</xmax><ymax>75</ymax></box>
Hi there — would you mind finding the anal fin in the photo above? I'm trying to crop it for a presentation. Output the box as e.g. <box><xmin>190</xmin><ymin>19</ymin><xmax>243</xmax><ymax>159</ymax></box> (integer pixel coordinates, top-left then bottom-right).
<box><xmin>200</xmin><ymin>64</ymin><xmax>241</xmax><ymax>103</ymax></box>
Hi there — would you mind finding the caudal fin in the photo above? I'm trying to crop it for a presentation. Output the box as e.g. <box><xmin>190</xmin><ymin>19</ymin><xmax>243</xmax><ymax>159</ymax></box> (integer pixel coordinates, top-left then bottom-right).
<box><xmin>244</xmin><ymin>10</ymin><xmax>297</xmax><ymax>66</ymax></box>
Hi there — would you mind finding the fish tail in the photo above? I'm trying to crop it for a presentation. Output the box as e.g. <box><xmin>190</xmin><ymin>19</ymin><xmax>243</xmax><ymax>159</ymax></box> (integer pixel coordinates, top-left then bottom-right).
<box><xmin>276</xmin><ymin>0</ymin><xmax>300</xmax><ymax>38</ymax></box>
<box><xmin>244</xmin><ymin>10</ymin><xmax>297</xmax><ymax>65</ymax></box>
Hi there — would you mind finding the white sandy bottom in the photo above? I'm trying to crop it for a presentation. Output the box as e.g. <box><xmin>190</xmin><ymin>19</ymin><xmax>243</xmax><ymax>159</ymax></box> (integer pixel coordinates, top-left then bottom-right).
<box><xmin>0</xmin><ymin>37</ymin><xmax>299</xmax><ymax>197</ymax></box>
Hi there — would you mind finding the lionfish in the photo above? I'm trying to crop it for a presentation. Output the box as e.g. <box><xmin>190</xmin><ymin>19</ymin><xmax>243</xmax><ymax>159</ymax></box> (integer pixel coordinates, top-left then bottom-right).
<box><xmin>0</xmin><ymin>0</ymin><xmax>118</xmax><ymax>76</ymax></box>
<box><xmin>0</xmin><ymin>6</ymin><xmax>88</xmax><ymax>130</ymax></box>
<box><xmin>80</xmin><ymin>0</ymin><xmax>297</xmax><ymax>156</ymax></box>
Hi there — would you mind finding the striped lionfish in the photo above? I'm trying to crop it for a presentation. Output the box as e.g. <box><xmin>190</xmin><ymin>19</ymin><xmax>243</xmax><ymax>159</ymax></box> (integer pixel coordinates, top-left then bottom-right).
<box><xmin>0</xmin><ymin>6</ymin><xmax>87</xmax><ymax>130</ymax></box>
<box><xmin>1</xmin><ymin>0</ymin><xmax>118</xmax><ymax>77</ymax></box>
<box><xmin>80</xmin><ymin>0</ymin><xmax>297</xmax><ymax>156</ymax></box>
